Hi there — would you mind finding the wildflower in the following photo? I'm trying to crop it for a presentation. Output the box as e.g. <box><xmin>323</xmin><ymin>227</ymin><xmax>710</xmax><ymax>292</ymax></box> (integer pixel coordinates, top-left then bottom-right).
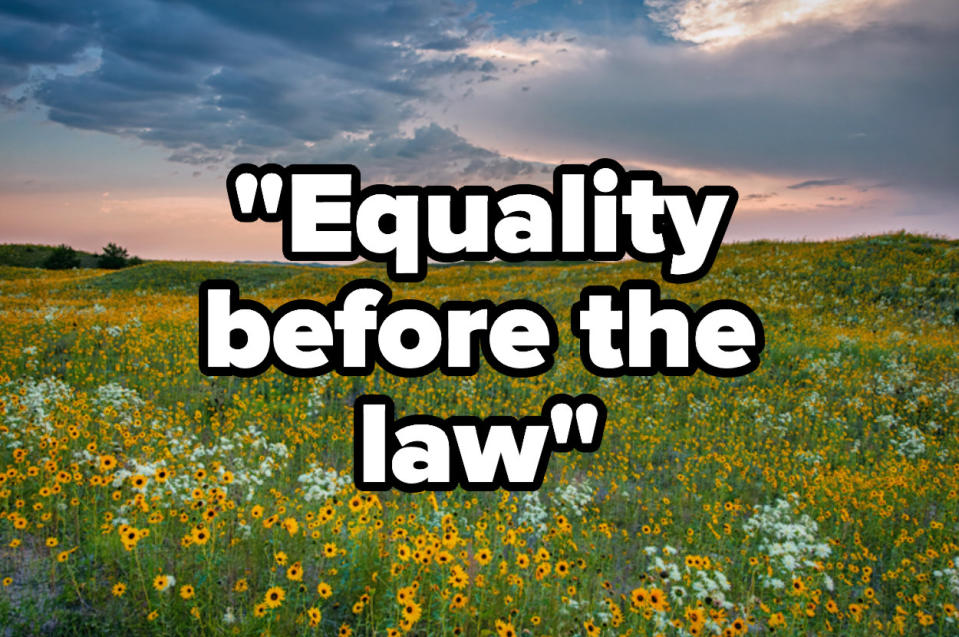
<box><xmin>112</xmin><ymin>582</ymin><xmax>126</xmax><ymax>597</ymax></box>
<box><xmin>630</xmin><ymin>587</ymin><xmax>648</xmax><ymax>608</ymax></box>
<box><xmin>648</xmin><ymin>587</ymin><xmax>667</xmax><ymax>612</ymax></box>
<box><xmin>180</xmin><ymin>584</ymin><xmax>195</xmax><ymax>600</ymax></box>
<box><xmin>264</xmin><ymin>586</ymin><xmax>285</xmax><ymax>608</ymax></box>
<box><xmin>401</xmin><ymin>600</ymin><xmax>422</xmax><ymax>623</ymax></box>
<box><xmin>153</xmin><ymin>575</ymin><xmax>175</xmax><ymax>592</ymax></box>
<box><xmin>307</xmin><ymin>607</ymin><xmax>322</xmax><ymax>626</ymax></box>
<box><xmin>287</xmin><ymin>561</ymin><xmax>303</xmax><ymax>581</ymax></box>
<box><xmin>191</xmin><ymin>527</ymin><xmax>210</xmax><ymax>545</ymax></box>
<box><xmin>348</xmin><ymin>495</ymin><xmax>364</xmax><ymax>512</ymax></box>
<box><xmin>448</xmin><ymin>565</ymin><xmax>469</xmax><ymax>588</ymax></box>
<box><xmin>494</xmin><ymin>619</ymin><xmax>516</xmax><ymax>637</ymax></box>
<box><xmin>120</xmin><ymin>527</ymin><xmax>140</xmax><ymax>550</ymax></box>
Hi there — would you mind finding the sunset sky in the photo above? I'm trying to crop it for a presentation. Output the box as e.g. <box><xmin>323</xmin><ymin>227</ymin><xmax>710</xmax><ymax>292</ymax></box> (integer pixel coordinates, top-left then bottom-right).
<box><xmin>0</xmin><ymin>0</ymin><xmax>956</xmax><ymax>261</ymax></box>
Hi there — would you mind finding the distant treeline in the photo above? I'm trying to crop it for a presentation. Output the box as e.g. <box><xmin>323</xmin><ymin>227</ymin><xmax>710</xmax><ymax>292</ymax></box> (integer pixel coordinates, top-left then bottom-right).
<box><xmin>0</xmin><ymin>243</ymin><xmax>142</xmax><ymax>270</ymax></box>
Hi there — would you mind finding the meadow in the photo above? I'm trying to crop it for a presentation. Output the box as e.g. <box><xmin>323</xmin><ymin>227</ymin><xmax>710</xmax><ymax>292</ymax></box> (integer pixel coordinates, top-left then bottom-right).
<box><xmin>0</xmin><ymin>233</ymin><xmax>956</xmax><ymax>636</ymax></box>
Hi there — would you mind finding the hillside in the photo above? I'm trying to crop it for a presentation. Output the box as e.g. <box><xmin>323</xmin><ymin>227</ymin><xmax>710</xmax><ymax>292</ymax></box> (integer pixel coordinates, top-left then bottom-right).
<box><xmin>0</xmin><ymin>243</ymin><xmax>102</xmax><ymax>268</ymax></box>
<box><xmin>0</xmin><ymin>232</ymin><xmax>956</xmax><ymax>636</ymax></box>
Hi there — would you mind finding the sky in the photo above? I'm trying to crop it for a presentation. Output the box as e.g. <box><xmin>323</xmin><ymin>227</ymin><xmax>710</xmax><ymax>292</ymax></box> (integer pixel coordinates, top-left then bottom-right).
<box><xmin>0</xmin><ymin>0</ymin><xmax>956</xmax><ymax>261</ymax></box>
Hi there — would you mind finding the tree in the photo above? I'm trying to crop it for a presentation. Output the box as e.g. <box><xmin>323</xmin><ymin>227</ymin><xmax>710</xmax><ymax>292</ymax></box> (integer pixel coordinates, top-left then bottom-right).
<box><xmin>98</xmin><ymin>243</ymin><xmax>130</xmax><ymax>269</ymax></box>
<box><xmin>44</xmin><ymin>244</ymin><xmax>81</xmax><ymax>270</ymax></box>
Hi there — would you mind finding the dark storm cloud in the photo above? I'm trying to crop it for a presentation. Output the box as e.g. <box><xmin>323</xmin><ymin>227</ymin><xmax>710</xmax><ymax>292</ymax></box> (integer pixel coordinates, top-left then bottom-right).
<box><xmin>0</xmin><ymin>18</ymin><xmax>87</xmax><ymax>66</ymax></box>
<box><xmin>270</xmin><ymin>123</ymin><xmax>549</xmax><ymax>185</ymax></box>
<box><xmin>2</xmin><ymin>0</ymin><xmax>955</xmax><ymax>197</ymax></box>
<box><xmin>0</xmin><ymin>0</ymin><xmax>537</xmax><ymax>177</ymax></box>
<box><xmin>0</xmin><ymin>12</ymin><xmax>91</xmax><ymax>94</ymax></box>
<box><xmin>0</xmin><ymin>63</ymin><xmax>27</xmax><ymax>94</ymax></box>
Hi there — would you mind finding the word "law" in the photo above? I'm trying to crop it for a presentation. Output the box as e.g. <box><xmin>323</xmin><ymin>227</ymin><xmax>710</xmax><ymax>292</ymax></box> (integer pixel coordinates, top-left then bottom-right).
<box><xmin>355</xmin><ymin>394</ymin><xmax>606</xmax><ymax>490</ymax></box>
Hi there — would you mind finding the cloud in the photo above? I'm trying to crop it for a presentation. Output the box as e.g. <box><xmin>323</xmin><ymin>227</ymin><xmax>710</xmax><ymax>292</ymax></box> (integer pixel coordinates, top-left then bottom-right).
<box><xmin>276</xmin><ymin>123</ymin><xmax>550</xmax><ymax>186</ymax></box>
<box><xmin>787</xmin><ymin>178</ymin><xmax>847</xmax><ymax>190</ymax></box>
<box><xmin>433</xmin><ymin>0</ymin><xmax>959</xmax><ymax>195</ymax></box>
<box><xmin>0</xmin><ymin>0</ymin><xmax>541</xmax><ymax>178</ymax></box>
<box><xmin>1</xmin><ymin>0</ymin><xmax>956</xmax><ymax>210</ymax></box>
<box><xmin>742</xmin><ymin>192</ymin><xmax>776</xmax><ymax>202</ymax></box>
<box><xmin>646</xmin><ymin>0</ymin><xmax>906</xmax><ymax>47</ymax></box>
<box><xmin>0</xmin><ymin>17</ymin><xmax>88</xmax><ymax>66</ymax></box>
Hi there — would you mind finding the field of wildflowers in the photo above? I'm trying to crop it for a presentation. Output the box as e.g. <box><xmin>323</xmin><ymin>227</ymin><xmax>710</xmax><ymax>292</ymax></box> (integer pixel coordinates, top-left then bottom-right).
<box><xmin>0</xmin><ymin>233</ymin><xmax>956</xmax><ymax>636</ymax></box>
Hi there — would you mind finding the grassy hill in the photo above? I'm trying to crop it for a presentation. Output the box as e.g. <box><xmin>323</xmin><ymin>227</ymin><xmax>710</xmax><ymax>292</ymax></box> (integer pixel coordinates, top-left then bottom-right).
<box><xmin>0</xmin><ymin>243</ymin><xmax>101</xmax><ymax>268</ymax></box>
<box><xmin>0</xmin><ymin>232</ymin><xmax>956</xmax><ymax>635</ymax></box>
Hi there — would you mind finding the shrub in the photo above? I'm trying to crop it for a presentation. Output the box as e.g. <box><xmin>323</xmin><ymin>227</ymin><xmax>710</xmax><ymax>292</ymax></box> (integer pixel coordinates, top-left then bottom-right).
<box><xmin>43</xmin><ymin>244</ymin><xmax>81</xmax><ymax>270</ymax></box>
<box><xmin>98</xmin><ymin>243</ymin><xmax>132</xmax><ymax>269</ymax></box>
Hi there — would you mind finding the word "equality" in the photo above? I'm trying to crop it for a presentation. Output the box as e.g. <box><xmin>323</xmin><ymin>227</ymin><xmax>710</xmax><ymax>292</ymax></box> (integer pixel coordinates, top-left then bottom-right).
<box><xmin>227</xmin><ymin>159</ymin><xmax>738</xmax><ymax>282</ymax></box>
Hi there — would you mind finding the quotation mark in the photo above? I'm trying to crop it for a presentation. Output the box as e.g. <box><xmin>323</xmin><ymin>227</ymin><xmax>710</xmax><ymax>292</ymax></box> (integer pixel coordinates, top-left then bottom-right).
<box><xmin>226</xmin><ymin>164</ymin><xmax>287</xmax><ymax>220</ymax></box>
<box><xmin>233</xmin><ymin>171</ymin><xmax>283</xmax><ymax>215</ymax></box>
<box><xmin>544</xmin><ymin>394</ymin><xmax>606</xmax><ymax>451</ymax></box>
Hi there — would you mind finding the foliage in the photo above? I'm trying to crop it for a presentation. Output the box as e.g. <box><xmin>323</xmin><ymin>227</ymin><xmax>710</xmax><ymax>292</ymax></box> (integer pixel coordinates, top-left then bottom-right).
<box><xmin>43</xmin><ymin>244</ymin><xmax>81</xmax><ymax>270</ymax></box>
<box><xmin>0</xmin><ymin>233</ymin><xmax>956</xmax><ymax>636</ymax></box>
<box><xmin>0</xmin><ymin>244</ymin><xmax>99</xmax><ymax>269</ymax></box>
<box><xmin>98</xmin><ymin>243</ymin><xmax>135</xmax><ymax>270</ymax></box>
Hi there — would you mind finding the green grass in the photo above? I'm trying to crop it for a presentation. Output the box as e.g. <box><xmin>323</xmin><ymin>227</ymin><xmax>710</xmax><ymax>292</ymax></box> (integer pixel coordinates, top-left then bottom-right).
<box><xmin>0</xmin><ymin>244</ymin><xmax>101</xmax><ymax>269</ymax></box>
<box><xmin>0</xmin><ymin>232</ymin><xmax>956</xmax><ymax>636</ymax></box>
